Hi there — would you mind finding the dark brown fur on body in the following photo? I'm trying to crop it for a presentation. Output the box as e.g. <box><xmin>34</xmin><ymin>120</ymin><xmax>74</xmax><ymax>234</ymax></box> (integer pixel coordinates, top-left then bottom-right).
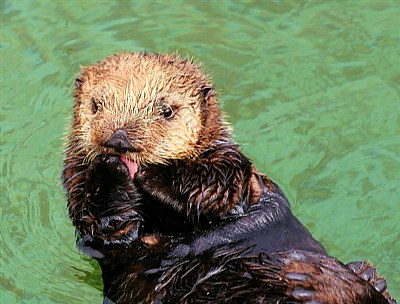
<box><xmin>79</xmin><ymin>154</ymin><xmax>393</xmax><ymax>304</ymax></box>
<box><xmin>62</xmin><ymin>52</ymin><xmax>396</xmax><ymax>304</ymax></box>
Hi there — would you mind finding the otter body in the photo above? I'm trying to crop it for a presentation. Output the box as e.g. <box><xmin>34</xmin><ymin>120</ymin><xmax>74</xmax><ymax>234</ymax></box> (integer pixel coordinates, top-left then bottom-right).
<box><xmin>63</xmin><ymin>53</ymin><xmax>395</xmax><ymax>304</ymax></box>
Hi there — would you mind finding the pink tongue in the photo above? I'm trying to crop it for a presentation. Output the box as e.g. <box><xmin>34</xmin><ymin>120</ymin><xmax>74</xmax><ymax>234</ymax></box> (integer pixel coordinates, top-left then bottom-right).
<box><xmin>120</xmin><ymin>156</ymin><xmax>138</xmax><ymax>180</ymax></box>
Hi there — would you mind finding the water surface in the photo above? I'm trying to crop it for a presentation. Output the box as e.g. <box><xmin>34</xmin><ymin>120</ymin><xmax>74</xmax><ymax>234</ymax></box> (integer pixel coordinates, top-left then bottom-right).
<box><xmin>2</xmin><ymin>1</ymin><xmax>399</xmax><ymax>303</ymax></box>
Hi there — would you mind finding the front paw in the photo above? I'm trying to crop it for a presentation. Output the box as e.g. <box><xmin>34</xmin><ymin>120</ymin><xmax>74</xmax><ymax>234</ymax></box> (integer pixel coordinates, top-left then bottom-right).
<box><xmin>87</xmin><ymin>155</ymin><xmax>131</xmax><ymax>186</ymax></box>
<box><xmin>82</xmin><ymin>155</ymin><xmax>143</xmax><ymax>246</ymax></box>
<box><xmin>97</xmin><ymin>212</ymin><xmax>143</xmax><ymax>246</ymax></box>
<box><xmin>77</xmin><ymin>212</ymin><xmax>144</xmax><ymax>258</ymax></box>
<box><xmin>86</xmin><ymin>155</ymin><xmax>135</xmax><ymax>200</ymax></box>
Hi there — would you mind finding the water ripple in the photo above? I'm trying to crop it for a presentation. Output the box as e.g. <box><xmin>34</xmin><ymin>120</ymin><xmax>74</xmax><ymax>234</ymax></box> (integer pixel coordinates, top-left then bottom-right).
<box><xmin>2</xmin><ymin>1</ymin><xmax>399</xmax><ymax>302</ymax></box>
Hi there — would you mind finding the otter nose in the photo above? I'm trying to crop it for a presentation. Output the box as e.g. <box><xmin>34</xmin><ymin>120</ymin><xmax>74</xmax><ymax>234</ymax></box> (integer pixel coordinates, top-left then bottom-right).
<box><xmin>104</xmin><ymin>129</ymin><xmax>134</xmax><ymax>152</ymax></box>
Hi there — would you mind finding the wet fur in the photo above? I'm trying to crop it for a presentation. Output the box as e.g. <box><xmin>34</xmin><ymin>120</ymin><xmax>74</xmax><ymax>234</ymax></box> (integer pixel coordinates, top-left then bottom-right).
<box><xmin>63</xmin><ymin>52</ymin><xmax>396</xmax><ymax>304</ymax></box>
<box><xmin>76</xmin><ymin>154</ymin><xmax>392</xmax><ymax>304</ymax></box>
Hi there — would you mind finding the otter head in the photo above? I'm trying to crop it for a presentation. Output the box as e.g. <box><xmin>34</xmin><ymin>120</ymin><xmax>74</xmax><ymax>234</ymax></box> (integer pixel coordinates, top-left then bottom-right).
<box><xmin>71</xmin><ymin>52</ymin><xmax>227</xmax><ymax>173</ymax></box>
<box><xmin>64</xmin><ymin>53</ymin><xmax>232</xmax><ymax>248</ymax></box>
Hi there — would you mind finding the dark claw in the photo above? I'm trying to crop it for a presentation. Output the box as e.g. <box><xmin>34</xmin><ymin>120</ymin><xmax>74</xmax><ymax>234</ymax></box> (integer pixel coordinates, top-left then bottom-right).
<box><xmin>347</xmin><ymin>261</ymin><xmax>377</xmax><ymax>283</ymax></box>
<box><xmin>373</xmin><ymin>278</ymin><xmax>387</xmax><ymax>293</ymax></box>
<box><xmin>286</xmin><ymin>272</ymin><xmax>310</xmax><ymax>281</ymax></box>
<box><xmin>291</xmin><ymin>287</ymin><xmax>314</xmax><ymax>300</ymax></box>
<box><xmin>361</xmin><ymin>267</ymin><xmax>376</xmax><ymax>282</ymax></box>
<box><xmin>347</xmin><ymin>261</ymin><xmax>363</xmax><ymax>273</ymax></box>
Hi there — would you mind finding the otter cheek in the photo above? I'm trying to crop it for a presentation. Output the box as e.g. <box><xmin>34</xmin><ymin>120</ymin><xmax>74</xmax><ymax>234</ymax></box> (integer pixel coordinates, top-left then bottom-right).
<box><xmin>120</xmin><ymin>156</ymin><xmax>138</xmax><ymax>180</ymax></box>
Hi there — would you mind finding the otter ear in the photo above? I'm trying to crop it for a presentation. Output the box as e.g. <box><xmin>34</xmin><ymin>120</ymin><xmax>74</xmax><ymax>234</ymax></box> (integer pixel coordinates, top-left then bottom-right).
<box><xmin>200</xmin><ymin>86</ymin><xmax>214</xmax><ymax>101</ymax></box>
<box><xmin>75</xmin><ymin>76</ymin><xmax>84</xmax><ymax>90</ymax></box>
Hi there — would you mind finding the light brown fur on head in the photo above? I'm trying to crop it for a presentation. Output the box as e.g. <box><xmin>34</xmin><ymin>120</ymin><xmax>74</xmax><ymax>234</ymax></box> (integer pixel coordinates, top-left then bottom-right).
<box><xmin>63</xmin><ymin>52</ymin><xmax>266</xmax><ymax>233</ymax></box>
<box><xmin>69</xmin><ymin>52</ymin><xmax>230</xmax><ymax>166</ymax></box>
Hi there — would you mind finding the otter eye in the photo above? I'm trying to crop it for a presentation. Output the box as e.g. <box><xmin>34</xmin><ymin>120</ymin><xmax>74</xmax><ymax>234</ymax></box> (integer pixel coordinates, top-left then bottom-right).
<box><xmin>162</xmin><ymin>105</ymin><xmax>174</xmax><ymax>119</ymax></box>
<box><xmin>91</xmin><ymin>98</ymin><xmax>99</xmax><ymax>114</ymax></box>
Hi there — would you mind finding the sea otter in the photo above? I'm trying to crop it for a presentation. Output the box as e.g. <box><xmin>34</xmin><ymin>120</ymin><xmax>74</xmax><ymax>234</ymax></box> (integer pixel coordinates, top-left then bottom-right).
<box><xmin>62</xmin><ymin>52</ymin><xmax>396</xmax><ymax>304</ymax></box>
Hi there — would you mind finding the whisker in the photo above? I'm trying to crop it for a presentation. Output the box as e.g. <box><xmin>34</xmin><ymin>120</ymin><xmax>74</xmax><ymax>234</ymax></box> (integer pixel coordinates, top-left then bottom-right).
<box><xmin>63</xmin><ymin>170</ymin><xmax>86</xmax><ymax>185</ymax></box>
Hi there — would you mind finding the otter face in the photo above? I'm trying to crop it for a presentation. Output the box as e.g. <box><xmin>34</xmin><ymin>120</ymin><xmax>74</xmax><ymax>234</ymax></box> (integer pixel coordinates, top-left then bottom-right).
<box><xmin>71</xmin><ymin>53</ymin><xmax>216</xmax><ymax>166</ymax></box>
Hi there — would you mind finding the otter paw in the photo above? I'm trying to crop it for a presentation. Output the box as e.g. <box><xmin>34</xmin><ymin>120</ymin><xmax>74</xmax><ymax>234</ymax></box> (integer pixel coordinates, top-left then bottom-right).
<box><xmin>83</xmin><ymin>154</ymin><xmax>142</xmax><ymax>246</ymax></box>
<box><xmin>86</xmin><ymin>154</ymin><xmax>135</xmax><ymax>199</ymax></box>
<box><xmin>88</xmin><ymin>154</ymin><xmax>131</xmax><ymax>183</ymax></box>
<box><xmin>98</xmin><ymin>213</ymin><xmax>143</xmax><ymax>245</ymax></box>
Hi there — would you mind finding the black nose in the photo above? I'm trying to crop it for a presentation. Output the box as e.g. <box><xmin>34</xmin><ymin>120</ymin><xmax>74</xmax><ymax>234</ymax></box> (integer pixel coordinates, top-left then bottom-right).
<box><xmin>104</xmin><ymin>129</ymin><xmax>134</xmax><ymax>152</ymax></box>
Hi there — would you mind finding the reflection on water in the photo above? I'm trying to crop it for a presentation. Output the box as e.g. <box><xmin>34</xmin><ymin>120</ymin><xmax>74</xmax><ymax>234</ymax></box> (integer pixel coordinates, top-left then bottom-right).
<box><xmin>2</xmin><ymin>1</ymin><xmax>399</xmax><ymax>302</ymax></box>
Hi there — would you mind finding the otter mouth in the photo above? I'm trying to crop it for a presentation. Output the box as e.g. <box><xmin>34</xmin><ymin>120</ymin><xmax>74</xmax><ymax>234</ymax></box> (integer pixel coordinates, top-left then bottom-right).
<box><xmin>120</xmin><ymin>155</ymin><xmax>139</xmax><ymax>180</ymax></box>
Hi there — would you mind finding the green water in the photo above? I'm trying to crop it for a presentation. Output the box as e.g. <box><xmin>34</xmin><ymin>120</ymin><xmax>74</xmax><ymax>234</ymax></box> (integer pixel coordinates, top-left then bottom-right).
<box><xmin>1</xmin><ymin>1</ymin><xmax>399</xmax><ymax>303</ymax></box>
